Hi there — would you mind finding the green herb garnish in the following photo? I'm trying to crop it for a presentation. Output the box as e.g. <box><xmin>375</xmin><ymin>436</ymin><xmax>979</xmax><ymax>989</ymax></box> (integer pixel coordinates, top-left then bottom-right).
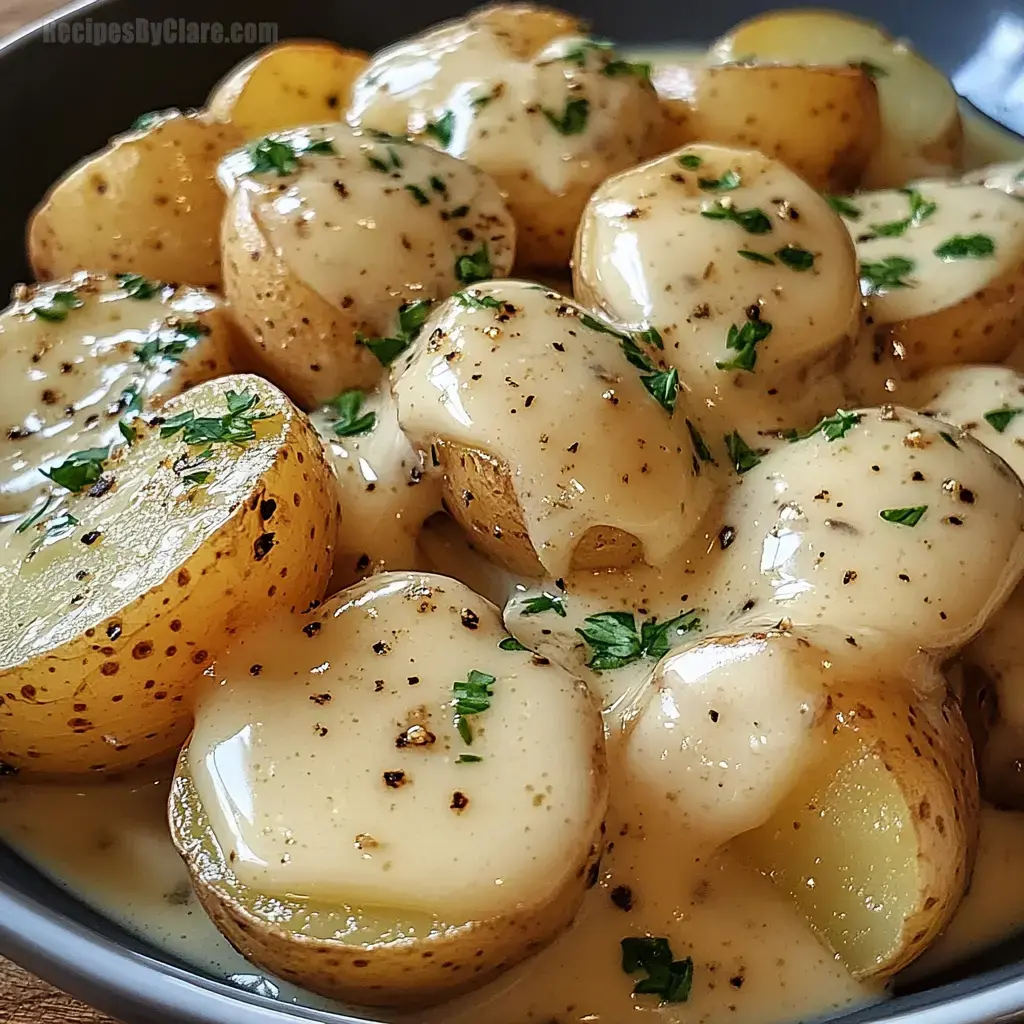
<box><xmin>934</xmin><ymin>234</ymin><xmax>995</xmax><ymax>260</ymax></box>
<box><xmin>642</xmin><ymin>369</ymin><xmax>679</xmax><ymax>414</ymax></box>
<box><xmin>621</xmin><ymin>937</ymin><xmax>694</xmax><ymax>1003</ymax></box>
<box><xmin>852</xmin><ymin>60</ymin><xmax>888</xmax><ymax>78</ymax></box>
<box><xmin>724</xmin><ymin>431</ymin><xmax>761</xmax><ymax>473</ymax></box>
<box><xmin>698</xmin><ymin>170</ymin><xmax>740</xmax><ymax>193</ymax></box>
<box><xmin>15</xmin><ymin>495</ymin><xmax>54</xmax><ymax>534</ymax></box>
<box><xmin>32</xmin><ymin>290</ymin><xmax>84</xmax><ymax>323</ymax></box>
<box><xmin>131</xmin><ymin>110</ymin><xmax>164</xmax><ymax>131</ymax></box>
<box><xmin>576</xmin><ymin>609</ymin><xmax>701</xmax><ymax>671</ymax></box>
<box><xmin>135</xmin><ymin>319</ymin><xmax>209</xmax><ymax>368</ymax></box>
<box><xmin>542</xmin><ymin>97</ymin><xmax>590</xmax><ymax>135</ymax></box>
<box><xmin>984</xmin><ymin>407</ymin><xmax>1024</xmax><ymax>432</ymax></box>
<box><xmin>738</xmin><ymin>249</ymin><xmax>775</xmax><ymax>264</ymax></box>
<box><xmin>687</xmin><ymin>420</ymin><xmax>713</xmax><ymax>463</ymax></box>
<box><xmin>454</xmin><ymin>290</ymin><xmax>503</xmax><ymax>310</ymax></box>
<box><xmin>825</xmin><ymin>195</ymin><xmax>861</xmax><ymax>220</ymax></box>
<box><xmin>678</xmin><ymin>154</ymin><xmax>702</xmax><ymax>170</ymax></box>
<box><xmin>716</xmin><ymin>312</ymin><xmax>772</xmax><ymax>372</ymax></box>
<box><xmin>865</xmin><ymin>188</ymin><xmax>936</xmax><ymax>239</ymax></box>
<box><xmin>247</xmin><ymin>137</ymin><xmax>298</xmax><ymax>175</ymax></box>
<box><xmin>560</xmin><ymin>38</ymin><xmax>613</xmax><ymax>66</ymax></box>
<box><xmin>498</xmin><ymin>636</ymin><xmax>528</xmax><ymax>652</ymax></box>
<box><xmin>452</xmin><ymin>669</ymin><xmax>496</xmax><ymax>745</ymax></box>
<box><xmin>160</xmin><ymin>389</ymin><xmax>270</xmax><ymax>447</ymax></box>
<box><xmin>859</xmin><ymin>256</ymin><xmax>915</xmax><ymax>296</ymax></box>
<box><xmin>326</xmin><ymin>390</ymin><xmax>376</xmax><ymax>438</ymax></box>
<box><xmin>405</xmin><ymin>184</ymin><xmax>430</xmax><ymax>206</ymax></box>
<box><xmin>42</xmin><ymin>447</ymin><xmax>109</xmax><ymax>492</ymax></box>
<box><xmin>879</xmin><ymin>505</ymin><xmax>927</xmax><ymax>527</ymax></box>
<box><xmin>940</xmin><ymin>430</ymin><xmax>960</xmax><ymax>449</ymax></box>
<box><xmin>456</xmin><ymin>753</ymin><xmax>484</xmax><ymax>764</ymax></box>
<box><xmin>701</xmin><ymin>200</ymin><xmax>772</xmax><ymax>234</ymax></box>
<box><xmin>118</xmin><ymin>420</ymin><xmax>137</xmax><ymax>445</ymax></box>
<box><xmin>775</xmin><ymin>245</ymin><xmax>815</xmax><ymax>271</ymax></box>
<box><xmin>182</xmin><ymin>470</ymin><xmax>211</xmax><ymax>487</ymax></box>
<box><xmin>424</xmin><ymin>110</ymin><xmax>455</xmax><ymax>148</ymax></box>
<box><xmin>117</xmin><ymin>273</ymin><xmax>164</xmax><ymax>300</ymax></box>
<box><xmin>521</xmin><ymin>593</ymin><xmax>567</xmax><ymax>618</ymax></box>
<box><xmin>357</xmin><ymin>299</ymin><xmax>433</xmax><ymax>366</ymax></box>
<box><xmin>604</xmin><ymin>59</ymin><xmax>652</xmax><ymax>79</ymax></box>
<box><xmin>785</xmin><ymin>409</ymin><xmax>862</xmax><ymax>443</ymax></box>
<box><xmin>455</xmin><ymin>244</ymin><xmax>493</xmax><ymax>285</ymax></box>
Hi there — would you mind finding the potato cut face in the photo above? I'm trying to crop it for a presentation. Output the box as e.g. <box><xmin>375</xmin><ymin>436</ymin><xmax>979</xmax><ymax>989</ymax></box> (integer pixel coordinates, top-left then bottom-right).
<box><xmin>0</xmin><ymin>272</ymin><xmax>239</xmax><ymax>518</ymax></box>
<box><xmin>207</xmin><ymin>41</ymin><xmax>368</xmax><ymax>139</ymax></box>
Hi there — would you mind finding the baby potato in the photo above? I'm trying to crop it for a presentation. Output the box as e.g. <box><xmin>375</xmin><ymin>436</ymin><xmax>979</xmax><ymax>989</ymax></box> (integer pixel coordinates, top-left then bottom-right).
<box><xmin>654</xmin><ymin>63</ymin><xmax>880</xmax><ymax>192</ymax></box>
<box><xmin>28</xmin><ymin>110</ymin><xmax>242</xmax><ymax>290</ymax></box>
<box><xmin>0</xmin><ymin>374</ymin><xmax>336</xmax><ymax>775</ymax></box>
<box><xmin>707</xmin><ymin>406</ymin><xmax>1024</xmax><ymax>663</ymax></box>
<box><xmin>710</xmin><ymin>9</ymin><xmax>963</xmax><ymax>188</ymax></box>
<box><xmin>206</xmin><ymin>40</ymin><xmax>368</xmax><ymax>139</ymax></box>
<box><xmin>170</xmin><ymin>571</ymin><xmax>607</xmax><ymax>1005</ymax></box>
<box><xmin>347</xmin><ymin>5</ymin><xmax>661</xmax><ymax>270</ymax></box>
<box><xmin>219</xmin><ymin>124</ymin><xmax>515</xmax><ymax>409</ymax></box>
<box><xmin>0</xmin><ymin>272</ymin><xmax>243</xmax><ymax>519</ymax></box>
<box><xmin>392</xmin><ymin>281</ymin><xmax>713</xmax><ymax>578</ymax></box>
<box><xmin>310</xmin><ymin>387</ymin><xmax>442</xmax><ymax>584</ymax></box>
<box><xmin>848</xmin><ymin>182</ymin><xmax>1024</xmax><ymax>374</ymax></box>
<box><xmin>574</xmin><ymin>143</ymin><xmax>859</xmax><ymax>448</ymax></box>
<box><xmin>736</xmin><ymin>676</ymin><xmax>978</xmax><ymax>978</ymax></box>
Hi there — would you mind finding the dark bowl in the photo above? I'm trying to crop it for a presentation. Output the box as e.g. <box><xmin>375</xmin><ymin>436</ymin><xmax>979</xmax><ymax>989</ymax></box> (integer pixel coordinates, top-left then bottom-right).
<box><xmin>2</xmin><ymin>0</ymin><xmax>1024</xmax><ymax>1021</ymax></box>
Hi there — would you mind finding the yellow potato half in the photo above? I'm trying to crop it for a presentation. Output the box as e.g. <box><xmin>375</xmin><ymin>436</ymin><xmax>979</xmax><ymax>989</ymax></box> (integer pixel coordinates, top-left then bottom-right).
<box><xmin>711</xmin><ymin>9</ymin><xmax>963</xmax><ymax>188</ymax></box>
<box><xmin>28</xmin><ymin>110</ymin><xmax>242</xmax><ymax>289</ymax></box>
<box><xmin>737</xmin><ymin>685</ymin><xmax>979</xmax><ymax>978</ymax></box>
<box><xmin>654</xmin><ymin>63</ymin><xmax>880</xmax><ymax>191</ymax></box>
<box><xmin>0</xmin><ymin>374</ymin><xmax>337</xmax><ymax>775</ymax></box>
<box><xmin>206</xmin><ymin>40</ymin><xmax>369</xmax><ymax>139</ymax></box>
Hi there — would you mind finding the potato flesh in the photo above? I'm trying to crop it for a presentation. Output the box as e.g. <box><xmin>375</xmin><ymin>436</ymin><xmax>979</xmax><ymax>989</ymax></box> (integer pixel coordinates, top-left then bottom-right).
<box><xmin>573</xmin><ymin>143</ymin><xmax>858</xmax><ymax>445</ymax></box>
<box><xmin>393</xmin><ymin>281</ymin><xmax>712</xmax><ymax>578</ymax></box>
<box><xmin>0</xmin><ymin>273</ymin><xmax>238</xmax><ymax>517</ymax></box>
<box><xmin>188</xmin><ymin>571</ymin><xmax>607</xmax><ymax>920</ymax></box>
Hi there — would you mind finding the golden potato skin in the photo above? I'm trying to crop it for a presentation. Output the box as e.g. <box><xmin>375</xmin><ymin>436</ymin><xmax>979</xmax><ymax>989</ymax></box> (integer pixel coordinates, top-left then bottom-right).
<box><xmin>27</xmin><ymin>111</ymin><xmax>242</xmax><ymax>289</ymax></box>
<box><xmin>170</xmin><ymin>761</ymin><xmax>603</xmax><ymax>1007</ymax></box>
<box><xmin>0</xmin><ymin>377</ymin><xmax>338</xmax><ymax>775</ymax></box>
<box><xmin>436</xmin><ymin>440</ymin><xmax>641</xmax><ymax>578</ymax></box>
<box><xmin>220</xmin><ymin>187</ymin><xmax>381</xmax><ymax>408</ymax></box>
<box><xmin>653</xmin><ymin>64</ymin><xmax>881</xmax><ymax>191</ymax></box>
<box><xmin>471</xmin><ymin>3</ymin><xmax>584</xmax><ymax>57</ymax></box>
<box><xmin>207</xmin><ymin>41</ymin><xmax>369</xmax><ymax>139</ymax></box>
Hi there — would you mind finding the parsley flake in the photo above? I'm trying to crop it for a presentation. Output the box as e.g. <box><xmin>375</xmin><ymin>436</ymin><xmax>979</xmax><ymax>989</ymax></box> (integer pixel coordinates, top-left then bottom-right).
<box><xmin>15</xmin><ymin>495</ymin><xmax>55</xmax><ymax>534</ymax></box>
<box><xmin>42</xmin><ymin>447</ymin><xmax>110</xmax><ymax>493</ymax></box>
<box><xmin>117</xmin><ymin>273</ymin><xmax>164</xmax><ymax>300</ymax></box>
<box><xmin>357</xmin><ymin>299</ymin><xmax>433</xmax><ymax>366</ymax></box>
<box><xmin>135</xmin><ymin>319</ymin><xmax>208</xmax><ymax>368</ymax></box>
<box><xmin>405</xmin><ymin>184</ymin><xmax>430</xmax><ymax>206</ymax></box>
<box><xmin>160</xmin><ymin>389</ymin><xmax>270</xmax><ymax>447</ymax></box>
<box><xmin>326</xmin><ymin>390</ymin><xmax>376</xmax><ymax>438</ymax></box>
<box><xmin>860</xmin><ymin>256</ymin><xmax>915</xmax><ymax>296</ymax></box>
<box><xmin>456</xmin><ymin>753</ymin><xmax>484</xmax><ymax>764</ymax></box>
<box><xmin>717</xmin><ymin>311</ymin><xmax>772</xmax><ymax>372</ymax></box>
<box><xmin>775</xmin><ymin>245</ymin><xmax>815</xmax><ymax>271</ymax></box>
<box><xmin>454</xmin><ymin>290</ymin><xmax>503</xmax><ymax>310</ymax></box>
<box><xmin>852</xmin><ymin>60</ymin><xmax>888</xmax><ymax>78</ymax></box>
<box><xmin>604</xmin><ymin>59</ymin><xmax>652</xmax><ymax>80</ymax></box>
<box><xmin>698</xmin><ymin>169</ymin><xmax>741</xmax><ymax>193</ymax></box>
<box><xmin>576</xmin><ymin>609</ymin><xmax>700</xmax><ymax>671</ymax></box>
<box><xmin>521</xmin><ymin>593</ymin><xmax>567</xmax><ymax>617</ymax></box>
<box><xmin>32</xmin><ymin>290</ymin><xmax>83</xmax><ymax>323</ymax></box>
<box><xmin>621</xmin><ymin>937</ymin><xmax>693</xmax><ymax>1004</ymax></box>
<box><xmin>825</xmin><ymin>195</ymin><xmax>861</xmax><ymax>220</ymax></box>
<box><xmin>118</xmin><ymin>420</ymin><xmax>137</xmax><ymax>445</ymax></box>
<box><xmin>934</xmin><ymin>234</ymin><xmax>995</xmax><ymax>261</ymax></box>
<box><xmin>701</xmin><ymin>201</ymin><xmax>772</xmax><ymax>234</ymax></box>
<box><xmin>542</xmin><ymin>97</ymin><xmax>590</xmax><ymax>135</ymax></box>
<box><xmin>865</xmin><ymin>188</ymin><xmax>936</xmax><ymax>239</ymax></box>
<box><xmin>724</xmin><ymin>431</ymin><xmax>761</xmax><ymax>473</ymax></box>
<box><xmin>738</xmin><ymin>249</ymin><xmax>774</xmax><ymax>265</ymax></box>
<box><xmin>687</xmin><ymin>420</ymin><xmax>713</xmax><ymax>463</ymax></box>
<box><xmin>785</xmin><ymin>409</ymin><xmax>861</xmax><ymax>443</ymax></box>
<box><xmin>455</xmin><ymin>244</ymin><xmax>493</xmax><ymax>284</ymax></box>
<box><xmin>880</xmin><ymin>505</ymin><xmax>927</xmax><ymax>527</ymax></box>
<box><xmin>984</xmin><ymin>407</ymin><xmax>1024</xmax><ymax>433</ymax></box>
<box><xmin>498</xmin><ymin>636</ymin><xmax>527</xmax><ymax>652</ymax></box>
<box><xmin>678</xmin><ymin>154</ymin><xmax>702</xmax><ymax>169</ymax></box>
<box><xmin>560</xmin><ymin>38</ymin><xmax>613</xmax><ymax>66</ymax></box>
<box><xmin>452</xmin><ymin>669</ymin><xmax>496</xmax><ymax>745</ymax></box>
<box><xmin>424</xmin><ymin>110</ymin><xmax>455</xmax><ymax>148</ymax></box>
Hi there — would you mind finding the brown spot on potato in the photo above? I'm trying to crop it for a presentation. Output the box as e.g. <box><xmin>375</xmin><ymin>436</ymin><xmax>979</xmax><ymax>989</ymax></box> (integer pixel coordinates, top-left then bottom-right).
<box><xmin>192</xmin><ymin>650</ymin><xmax>209</xmax><ymax>665</ymax></box>
<box><xmin>177</xmin><ymin>569</ymin><xmax>191</xmax><ymax>587</ymax></box>
<box><xmin>100</xmin><ymin>661</ymin><xmax>120</xmax><ymax>676</ymax></box>
<box><xmin>253</xmin><ymin>533</ymin><xmax>275</xmax><ymax>560</ymax></box>
<box><xmin>133</xmin><ymin>641</ymin><xmax>154</xmax><ymax>660</ymax></box>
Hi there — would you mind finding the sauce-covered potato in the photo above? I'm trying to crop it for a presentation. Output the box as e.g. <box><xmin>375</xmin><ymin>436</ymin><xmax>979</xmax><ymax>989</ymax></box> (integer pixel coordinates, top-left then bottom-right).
<box><xmin>28</xmin><ymin>110</ymin><xmax>242</xmax><ymax>289</ymax></box>
<box><xmin>220</xmin><ymin>124</ymin><xmax>516</xmax><ymax>409</ymax></box>
<box><xmin>0</xmin><ymin>272</ymin><xmax>243</xmax><ymax>519</ymax></box>
<box><xmin>171</xmin><ymin>571</ymin><xmax>607</xmax><ymax>1005</ymax></box>
<box><xmin>347</xmin><ymin>4</ymin><xmax>661</xmax><ymax>270</ymax></box>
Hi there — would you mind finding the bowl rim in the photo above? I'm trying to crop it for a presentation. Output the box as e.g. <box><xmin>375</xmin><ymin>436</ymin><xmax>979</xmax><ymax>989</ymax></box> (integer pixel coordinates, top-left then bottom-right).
<box><xmin>0</xmin><ymin>1</ymin><xmax>1023</xmax><ymax>1022</ymax></box>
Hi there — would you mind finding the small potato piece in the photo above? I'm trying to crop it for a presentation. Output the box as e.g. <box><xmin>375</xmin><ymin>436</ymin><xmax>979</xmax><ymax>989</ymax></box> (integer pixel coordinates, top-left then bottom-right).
<box><xmin>0</xmin><ymin>272</ymin><xmax>243</xmax><ymax>518</ymax></box>
<box><xmin>849</xmin><ymin>182</ymin><xmax>1024</xmax><ymax>374</ymax></box>
<box><xmin>736</xmin><ymin>682</ymin><xmax>978</xmax><ymax>978</ymax></box>
<box><xmin>654</xmin><ymin>63</ymin><xmax>880</xmax><ymax>192</ymax></box>
<box><xmin>347</xmin><ymin>5</ymin><xmax>661</xmax><ymax>270</ymax></box>
<box><xmin>393</xmin><ymin>281</ymin><xmax>712</xmax><ymax>578</ymax></box>
<box><xmin>206</xmin><ymin>40</ymin><xmax>368</xmax><ymax>139</ymax></box>
<box><xmin>171</xmin><ymin>571</ymin><xmax>607</xmax><ymax>1005</ymax></box>
<box><xmin>219</xmin><ymin>124</ymin><xmax>515</xmax><ymax>408</ymax></box>
<box><xmin>0</xmin><ymin>374</ymin><xmax>336</xmax><ymax>775</ymax></box>
<box><xmin>711</xmin><ymin>9</ymin><xmax>963</xmax><ymax>187</ymax></box>
<box><xmin>28</xmin><ymin>110</ymin><xmax>242</xmax><ymax>289</ymax></box>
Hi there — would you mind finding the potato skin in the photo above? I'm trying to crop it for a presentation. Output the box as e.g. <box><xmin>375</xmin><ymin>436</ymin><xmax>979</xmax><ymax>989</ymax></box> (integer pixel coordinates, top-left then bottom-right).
<box><xmin>170</xmin><ymin>755</ymin><xmax>604</xmax><ymax>1006</ymax></box>
<box><xmin>0</xmin><ymin>377</ymin><xmax>338</xmax><ymax>775</ymax></box>
<box><xmin>435</xmin><ymin>440</ymin><xmax>641</xmax><ymax>578</ymax></box>
<box><xmin>653</xmin><ymin>64</ymin><xmax>881</xmax><ymax>191</ymax></box>
<box><xmin>27</xmin><ymin>111</ymin><xmax>242</xmax><ymax>289</ymax></box>
<box><xmin>207</xmin><ymin>40</ymin><xmax>369</xmax><ymax>139</ymax></box>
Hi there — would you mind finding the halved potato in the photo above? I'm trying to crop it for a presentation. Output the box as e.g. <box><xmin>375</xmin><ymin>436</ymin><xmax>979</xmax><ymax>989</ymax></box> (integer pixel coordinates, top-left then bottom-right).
<box><xmin>711</xmin><ymin>9</ymin><xmax>963</xmax><ymax>188</ymax></box>
<box><xmin>849</xmin><ymin>182</ymin><xmax>1024</xmax><ymax>374</ymax></box>
<box><xmin>171</xmin><ymin>571</ymin><xmax>607</xmax><ymax>1005</ymax></box>
<box><xmin>28</xmin><ymin>110</ymin><xmax>242</xmax><ymax>289</ymax></box>
<box><xmin>347</xmin><ymin>4</ymin><xmax>661</xmax><ymax>269</ymax></box>
<box><xmin>393</xmin><ymin>281</ymin><xmax>712</xmax><ymax>578</ymax></box>
<box><xmin>219</xmin><ymin>124</ymin><xmax>515</xmax><ymax>408</ymax></box>
<box><xmin>653</xmin><ymin>63</ymin><xmax>880</xmax><ymax>191</ymax></box>
<box><xmin>0</xmin><ymin>272</ymin><xmax>244</xmax><ymax>519</ymax></box>
<box><xmin>735</xmin><ymin>682</ymin><xmax>979</xmax><ymax>978</ymax></box>
<box><xmin>0</xmin><ymin>374</ymin><xmax>337</xmax><ymax>775</ymax></box>
<box><xmin>206</xmin><ymin>40</ymin><xmax>368</xmax><ymax>139</ymax></box>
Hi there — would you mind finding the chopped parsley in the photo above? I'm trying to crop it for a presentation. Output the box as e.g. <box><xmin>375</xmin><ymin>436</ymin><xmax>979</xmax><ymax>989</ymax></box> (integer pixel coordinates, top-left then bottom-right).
<box><xmin>852</xmin><ymin>60</ymin><xmax>888</xmax><ymax>78</ymax></box>
<box><xmin>934</xmin><ymin>234</ymin><xmax>995</xmax><ymax>260</ymax></box>
<box><xmin>452</xmin><ymin>669</ymin><xmax>496</xmax><ymax>744</ymax></box>
<box><xmin>455</xmin><ymin>244</ymin><xmax>493</xmax><ymax>285</ymax></box>
<box><xmin>678</xmin><ymin>154</ymin><xmax>702</xmax><ymax>170</ymax></box>
<box><xmin>560</xmin><ymin>38</ymin><xmax>613</xmax><ymax>66</ymax></box>
<box><xmin>16</xmin><ymin>495</ymin><xmax>55</xmax><ymax>534</ymax></box>
<box><xmin>454</xmin><ymin>290</ymin><xmax>503</xmax><ymax>310</ymax></box>
<box><xmin>940</xmin><ymin>430</ymin><xmax>961</xmax><ymax>449</ymax></box>
<box><xmin>775</xmin><ymin>245</ymin><xmax>815</xmax><ymax>271</ymax></box>
<box><xmin>604</xmin><ymin>59</ymin><xmax>652</xmax><ymax>79</ymax></box>
<box><xmin>859</xmin><ymin>256</ymin><xmax>915</xmax><ymax>296</ymax></box>
<box><xmin>357</xmin><ymin>299</ymin><xmax>433</xmax><ymax>366</ymax></box>
<box><xmin>42</xmin><ymin>447</ymin><xmax>109</xmax><ymax>493</ymax></box>
<box><xmin>865</xmin><ymin>188</ymin><xmax>936</xmax><ymax>239</ymax></box>
<box><xmin>984</xmin><ymin>407</ymin><xmax>1024</xmax><ymax>433</ymax></box>
<box><xmin>643</xmin><ymin>369</ymin><xmax>679</xmax><ymax>414</ymax></box>
<box><xmin>521</xmin><ymin>592</ymin><xmax>567</xmax><ymax>617</ymax></box>
<box><xmin>182</xmin><ymin>470</ymin><xmax>212</xmax><ymax>487</ymax></box>
<box><xmin>724</xmin><ymin>431</ymin><xmax>761</xmax><ymax>473</ymax></box>
<box><xmin>135</xmin><ymin>319</ymin><xmax>208</xmax><ymax>368</ymax></box>
<box><xmin>118</xmin><ymin>420</ymin><xmax>137</xmax><ymax>445</ymax></box>
<box><xmin>326</xmin><ymin>390</ymin><xmax>376</xmax><ymax>438</ymax></box>
<box><xmin>621</xmin><ymin>937</ymin><xmax>693</xmax><ymax>1004</ymax></box>
<box><xmin>637</xmin><ymin>327</ymin><xmax>663</xmax><ymax>348</ymax></box>
<box><xmin>117</xmin><ymin>273</ymin><xmax>164</xmax><ymax>300</ymax></box>
<box><xmin>24</xmin><ymin>511</ymin><xmax>80</xmax><ymax>553</ymax></box>
<box><xmin>424</xmin><ymin>110</ymin><xmax>455</xmax><ymax>148</ymax></box>
<box><xmin>686</xmin><ymin>420</ymin><xmax>713</xmax><ymax>463</ymax></box>
<box><xmin>542</xmin><ymin>97</ymin><xmax>590</xmax><ymax>135</ymax></box>
<box><xmin>879</xmin><ymin>505</ymin><xmax>927</xmax><ymax>527</ymax></box>
<box><xmin>160</xmin><ymin>389</ymin><xmax>270</xmax><ymax>447</ymax></box>
<box><xmin>576</xmin><ymin>609</ymin><xmax>700</xmax><ymax>671</ymax></box>
<box><xmin>738</xmin><ymin>249</ymin><xmax>774</xmax><ymax>265</ymax></box>
<box><xmin>701</xmin><ymin>201</ymin><xmax>772</xmax><ymax>234</ymax></box>
<box><xmin>131</xmin><ymin>110</ymin><xmax>165</xmax><ymax>131</ymax></box>
<box><xmin>716</xmin><ymin>311</ymin><xmax>772</xmax><ymax>372</ymax></box>
<box><xmin>456</xmin><ymin>753</ymin><xmax>484</xmax><ymax>764</ymax></box>
<box><xmin>698</xmin><ymin>170</ymin><xmax>741</xmax><ymax>193</ymax></box>
<box><xmin>405</xmin><ymin>183</ymin><xmax>430</xmax><ymax>206</ymax></box>
<box><xmin>32</xmin><ymin>289</ymin><xmax>83</xmax><ymax>323</ymax></box>
<box><xmin>247</xmin><ymin>135</ymin><xmax>335</xmax><ymax>176</ymax></box>
<box><xmin>825</xmin><ymin>195</ymin><xmax>861</xmax><ymax>220</ymax></box>
<box><xmin>498</xmin><ymin>636</ymin><xmax>528</xmax><ymax>652</ymax></box>
<box><xmin>785</xmin><ymin>409</ymin><xmax>861</xmax><ymax>443</ymax></box>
